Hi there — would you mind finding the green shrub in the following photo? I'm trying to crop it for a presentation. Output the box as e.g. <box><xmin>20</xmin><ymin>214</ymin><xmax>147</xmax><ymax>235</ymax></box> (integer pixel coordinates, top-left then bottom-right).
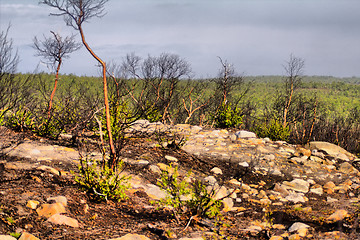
<box><xmin>188</xmin><ymin>179</ymin><xmax>222</xmax><ymax>218</ymax></box>
<box><xmin>73</xmin><ymin>157</ymin><xmax>131</xmax><ymax>202</ymax></box>
<box><xmin>254</xmin><ymin>119</ymin><xmax>290</xmax><ymax>141</ymax></box>
<box><xmin>155</xmin><ymin>163</ymin><xmax>191</xmax><ymax>215</ymax></box>
<box><xmin>6</xmin><ymin>107</ymin><xmax>35</xmax><ymax>131</ymax></box>
<box><xmin>154</xmin><ymin>164</ymin><xmax>222</xmax><ymax>220</ymax></box>
<box><xmin>214</xmin><ymin>102</ymin><xmax>242</xmax><ymax>128</ymax></box>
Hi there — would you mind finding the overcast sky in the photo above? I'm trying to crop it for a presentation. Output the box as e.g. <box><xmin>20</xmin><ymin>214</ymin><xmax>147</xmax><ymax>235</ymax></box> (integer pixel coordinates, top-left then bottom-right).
<box><xmin>1</xmin><ymin>0</ymin><xmax>360</xmax><ymax>78</ymax></box>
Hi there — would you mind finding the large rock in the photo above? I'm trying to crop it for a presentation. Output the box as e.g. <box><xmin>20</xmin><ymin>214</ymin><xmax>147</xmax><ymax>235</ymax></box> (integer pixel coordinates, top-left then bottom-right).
<box><xmin>306</xmin><ymin>141</ymin><xmax>354</xmax><ymax>161</ymax></box>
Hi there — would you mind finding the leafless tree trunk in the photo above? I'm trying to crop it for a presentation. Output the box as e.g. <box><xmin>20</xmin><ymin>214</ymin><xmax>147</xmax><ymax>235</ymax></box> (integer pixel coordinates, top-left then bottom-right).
<box><xmin>33</xmin><ymin>31</ymin><xmax>81</xmax><ymax>118</ymax></box>
<box><xmin>0</xmin><ymin>24</ymin><xmax>21</xmax><ymax>119</ymax></box>
<box><xmin>282</xmin><ymin>54</ymin><xmax>304</xmax><ymax>128</ymax></box>
<box><xmin>40</xmin><ymin>0</ymin><xmax>117</xmax><ymax>168</ymax></box>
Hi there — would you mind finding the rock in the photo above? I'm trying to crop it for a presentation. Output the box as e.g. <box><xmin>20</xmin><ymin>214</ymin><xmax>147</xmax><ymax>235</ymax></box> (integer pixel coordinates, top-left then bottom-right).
<box><xmin>235</xmin><ymin>130</ymin><xmax>257</xmax><ymax>139</ymax></box>
<box><xmin>123</xmin><ymin>158</ymin><xmax>149</xmax><ymax>166</ymax></box>
<box><xmin>109</xmin><ymin>233</ymin><xmax>151</xmax><ymax>240</ymax></box>
<box><xmin>222</xmin><ymin>197</ymin><xmax>234</xmax><ymax>212</ymax></box>
<box><xmin>213</xmin><ymin>186</ymin><xmax>228</xmax><ymax>200</ymax></box>
<box><xmin>179</xmin><ymin>238</ymin><xmax>204</xmax><ymax>240</ymax></box>
<box><xmin>285</xmin><ymin>193</ymin><xmax>307</xmax><ymax>203</ymax></box>
<box><xmin>288</xmin><ymin>222</ymin><xmax>310</xmax><ymax>233</ymax></box>
<box><xmin>327</xmin><ymin>197</ymin><xmax>338</xmax><ymax>203</ymax></box>
<box><xmin>282</xmin><ymin>179</ymin><xmax>310</xmax><ymax>193</ymax></box>
<box><xmin>26</xmin><ymin>200</ymin><xmax>40</xmax><ymax>209</ymax></box>
<box><xmin>36</xmin><ymin>165</ymin><xmax>60</xmax><ymax>176</ymax></box>
<box><xmin>310</xmin><ymin>186</ymin><xmax>323</xmax><ymax>195</ymax></box>
<box><xmin>47</xmin><ymin>213</ymin><xmax>79</xmax><ymax>227</ymax></box>
<box><xmin>47</xmin><ymin>196</ymin><xmax>67</xmax><ymax>207</ymax></box>
<box><xmin>339</xmin><ymin>162</ymin><xmax>359</xmax><ymax>174</ymax></box>
<box><xmin>273</xmin><ymin>183</ymin><xmax>290</xmax><ymax>197</ymax></box>
<box><xmin>327</xmin><ymin>209</ymin><xmax>349</xmax><ymax>222</ymax></box>
<box><xmin>323</xmin><ymin>181</ymin><xmax>336</xmax><ymax>194</ymax></box>
<box><xmin>144</xmin><ymin>184</ymin><xmax>166</xmax><ymax>200</ymax></box>
<box><xmin>210</xmin><ymin>167</ymin><xmax>223</xmax><ymax>175</ymax></box>
<box><xmin>18</xmin><ymin>232</ymin><xmax>40</xmax><ymax>240</ymax></box>
<box><xmin>306</xmin><ymin>141</ymin><xmax>354</xmax><ymax>161</ymax></box>
<box><xmin>238</xmin><ymin>161</ymin><xmax>249</xmax><ymax>168</ymax></box>
<box><xmin>204</xmin><ymin>176</ymin><xmax>217</xmax><ymax>186</ymax></box>
<box><xmin>0</xmin><ymin>236</ymin><xmax>17</xmax><ymax>240</ymax></box>
<box><xmin>148</xmin><ymin>165</ymin><xmax>162</xmax><ymax>174</ymax></box>
<box><xmin>288</xmin><ymin>234</ymin><xmax>301</xmax><ymax>240</ymax></box>
<box><xmin>269</xmin><ymin>236</ymin><xmax>283</xmax><ymax>240</ymax></box>
<box><xmin>165</xmin><ymin>155</ymin><xmax>178</xmax><ymax>162</ymax></box>
<box><xmin>36</xmin><ymin>202</ymin><xmax>66</xmax><ymax>218</ymax></box>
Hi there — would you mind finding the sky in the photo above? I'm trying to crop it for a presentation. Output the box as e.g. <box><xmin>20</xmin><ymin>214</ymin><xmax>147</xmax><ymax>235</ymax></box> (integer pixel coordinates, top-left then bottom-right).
<box><xmin>1</xmin><ymin>0</ymin><xmax>360</xmax><ymax>78</ymax></box>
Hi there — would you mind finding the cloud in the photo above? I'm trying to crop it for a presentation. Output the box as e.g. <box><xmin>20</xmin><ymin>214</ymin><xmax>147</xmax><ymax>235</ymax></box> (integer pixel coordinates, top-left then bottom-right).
<box><xmin>1</xmin><ymin>0</ymin><xmax>360</xmax><ymax>77</ymax></box>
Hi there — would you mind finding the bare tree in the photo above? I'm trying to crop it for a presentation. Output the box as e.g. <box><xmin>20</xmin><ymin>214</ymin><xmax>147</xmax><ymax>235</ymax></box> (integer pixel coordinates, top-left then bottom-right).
<box><xmin>120</xmin><ymin>52</ymin><xmax>192</xmax><ymax>124</ymax></box>
<box><xmin>210</xmin><ymin>57</ymin><xmax>249</xmax><ymax>128</ymax></box>
<box><xmin>282</xmin><ymin>54</ymin><xmax>305</xmax><ymax>128</ymax></box>
<box><xmin>181</xmin><ymin>80</ymin><xmax>212</xmax><ymax>124</ymax></box>
<box><xmin>39</xmin><ymin>0</ymin><xmax>117</xmax><ymax>167</ymax></box>
<box><xmin>0</xmin><ymin>24</ymin><xmax>23</xmax><ymax>121</ymax></box>
<box><xmin>33</xmin><ymin>31</ymin><xmax>81</xmax><ymax>117</ymax></box>
<box><xmin>0</xmin><ymin>25</ymin><xmax>19</xmax><ymax>75</ymax></box>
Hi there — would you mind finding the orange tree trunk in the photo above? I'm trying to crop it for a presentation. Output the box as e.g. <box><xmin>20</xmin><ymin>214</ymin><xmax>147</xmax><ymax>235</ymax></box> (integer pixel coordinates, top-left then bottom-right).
<box><xmin>78</xmin><ymin>26</ymin><xmax>116</xmax><ymax>167</ymax></box>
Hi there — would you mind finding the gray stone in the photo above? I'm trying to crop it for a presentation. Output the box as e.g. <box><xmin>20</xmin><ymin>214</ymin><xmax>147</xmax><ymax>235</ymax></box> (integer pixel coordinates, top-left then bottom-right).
<box><xmin>288</xmin><ymin>222</ymin><xmax>310</xmax><ymax>233</ymax></box>
<box><xmin>148</xmin><ymin>165</ymin><xmax>162</xmax><ymax>174</ymax></box>
<box><xmin>204</xmin><ymin>176</ymin><xmax>217</xmax><ymax>186</ymax></box>
<box><xmin>210</xmin><ymin>167</ymin><xmax>223</xmax><ymax>175</ymax></box>
<box><xmin>239</xmin><ymin>161</ymin><xmax>249</xmax><ymax>168</ymax></box>
<box><xmin>144</xmin><ymin>184</ymin><xmax>166</xmax><ymax>200</ymax></box>
<box><xmin>310</xmin><ymin>187</ymin><xmax>323</xmax><ymax>196</ymax></box>
<box><xmin>285</xmin><ymin>193</ymin><xmax>307</xmax><ymax>203</ymax></box>
<box><xmin>165</xmin><ymin>155</ymin><xmax>178</xmax><ymax>162</ymax></box>
<box><xmin>235</xmin><ymin>130</ymin><xmax>257</xmax><ymax>139</ymax></box>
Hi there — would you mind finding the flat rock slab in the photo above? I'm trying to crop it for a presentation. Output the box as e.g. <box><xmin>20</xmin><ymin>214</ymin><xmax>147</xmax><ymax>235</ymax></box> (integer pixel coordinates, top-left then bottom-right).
<box><xmin>3</xmin><ymin>141</ymin><xmax>79</xmax><ymax>162</ymax></box>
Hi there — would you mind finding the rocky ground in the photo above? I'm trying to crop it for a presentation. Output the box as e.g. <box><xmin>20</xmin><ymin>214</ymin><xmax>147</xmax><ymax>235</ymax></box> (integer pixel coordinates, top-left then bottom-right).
<box><xmin>0</xmin><ymin>120</ymin><xmax>360</xmax><ymax>240</ymax></box>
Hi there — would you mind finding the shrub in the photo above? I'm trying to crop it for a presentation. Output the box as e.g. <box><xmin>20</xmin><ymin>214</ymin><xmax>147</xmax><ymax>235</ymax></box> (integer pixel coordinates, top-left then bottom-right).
<box><xmin>73</xmin><ymin>157</ymin><xmax>131</xmax><ymax>202</ymax></box>
<box><xmin>155</xmin><ymin>163</ymin><xmax>191</xmax><ymax>216</ymax></box>
<box><xmin>154</xmin><ymin>164</ymin><xmax>222</xmax><ymax>221</ymax></box>
<box><xmin>188</xmin><ymin>179</ymin><xmax>222</xmax><ymax>218</ymax></box>
<box><xmin>214</xmin><ymin>102</ymin><xmax>242</xmax><ymax>128</ymax></box>
<box><xmin>254</xmin><ymin>118</ymin><xmax>290</xmax><ymax>141</ymax></box>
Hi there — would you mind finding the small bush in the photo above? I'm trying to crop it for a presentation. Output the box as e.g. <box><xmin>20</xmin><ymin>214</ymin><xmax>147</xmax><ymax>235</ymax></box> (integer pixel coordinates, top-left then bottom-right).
<box><xmin>155</xmin><ymin>163</ymin><xmax>191</xmax><ymax>215</ymax></box>
<box><xmin>188</xmin><ymin>179</ymin><xmax>222</xmax><ymax>218</ymax></box>
<box><xmin>73</xmin><ymin>157</ymin><xmax>131</xmax><ymax>202</ymax></box>
<box><xmin>214</xmin><ymin>102</ymin><xmax>242</xmax><ymax>129</ymax></box>
<box><xmin>154</xmin><ymin>164</ymin><xmax>222</xmax><ymax>221</ymax></box>
<box><xmin>254</xmin><ymin>118</ymin><xmax>290</xmax><ymax>141</ymax></box>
